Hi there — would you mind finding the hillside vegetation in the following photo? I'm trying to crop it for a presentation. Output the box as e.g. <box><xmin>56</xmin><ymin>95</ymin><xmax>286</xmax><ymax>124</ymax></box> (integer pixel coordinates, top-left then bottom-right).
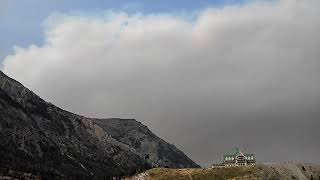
<box><xmin>128</xmin><ymin>162</ymin><xmax>320</xmax><ymax>180</ymax></box>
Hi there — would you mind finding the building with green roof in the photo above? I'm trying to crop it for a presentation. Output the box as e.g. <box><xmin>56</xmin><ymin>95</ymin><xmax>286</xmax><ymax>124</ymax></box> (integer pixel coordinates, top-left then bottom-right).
<box><xmin>222</xmin><ymin>147</ymin><xmax>256</xmax><ymax>166</ymax></box>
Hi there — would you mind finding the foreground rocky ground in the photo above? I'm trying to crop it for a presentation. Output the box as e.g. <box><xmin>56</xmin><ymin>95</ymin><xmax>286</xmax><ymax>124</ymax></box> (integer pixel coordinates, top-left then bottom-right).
<box><xmin>127</xmin><ymin>162</ymin><xmax>320</xmax><ymax>180</ymax></box>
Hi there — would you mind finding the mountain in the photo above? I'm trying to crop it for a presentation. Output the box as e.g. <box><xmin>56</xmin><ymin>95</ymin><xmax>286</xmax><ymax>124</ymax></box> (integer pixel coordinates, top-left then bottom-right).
<box><xmin>128</xmin><ymin>162</ymin><xmax>320</xmax><ymax>180</ymax></box>
<box><xmin>92</xmin><ymin>118</ymin><xmax>199</xmax><ymax>168</ymax></box>
<box><xmin>0</xmin><ymin>71</ymin><xmax>198</xmax><ymax>179</ymax></box>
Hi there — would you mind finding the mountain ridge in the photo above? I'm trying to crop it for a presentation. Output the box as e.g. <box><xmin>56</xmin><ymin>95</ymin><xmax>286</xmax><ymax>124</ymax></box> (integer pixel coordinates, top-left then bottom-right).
<box><xmin>92</xmin><ymin>118</ymin><xmax>199</xmax><ymax>168</ymax></box>
<box><xmin>0</xmin><ymin>71</ymin><xmax>199</xmax><ymax>179</ymax></box>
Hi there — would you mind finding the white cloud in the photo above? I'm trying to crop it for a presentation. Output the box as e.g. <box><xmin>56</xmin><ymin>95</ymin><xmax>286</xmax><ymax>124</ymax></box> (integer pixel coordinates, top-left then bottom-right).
<box><xmin>3</xmin><ymin>0</ymin><xmax>320</xmax><ymax>165</ymax></box>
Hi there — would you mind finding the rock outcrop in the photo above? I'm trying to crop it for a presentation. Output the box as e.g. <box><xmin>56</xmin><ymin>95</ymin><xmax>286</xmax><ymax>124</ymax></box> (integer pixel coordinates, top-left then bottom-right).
<box><xmin>92</xmin><ymin>118</ymin><xmax>199</xmax><ymax>168</ymax></box>
<box><xmin>0</xmin><ymin>71</ymin><xmax>198</xmax><ymax>179</ymax></box>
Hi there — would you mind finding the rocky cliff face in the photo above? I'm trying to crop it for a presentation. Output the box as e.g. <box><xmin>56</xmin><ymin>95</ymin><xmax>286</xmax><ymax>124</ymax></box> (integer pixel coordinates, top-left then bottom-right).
<box><xmin>92</xmin><ymin>118</ymin><xmax>199</xmax><ymax>168</ymax></box>
<box><xmin>0</xmin><ymin>71</ymin><xmax>198</xmax><ymax>179</ymax></box>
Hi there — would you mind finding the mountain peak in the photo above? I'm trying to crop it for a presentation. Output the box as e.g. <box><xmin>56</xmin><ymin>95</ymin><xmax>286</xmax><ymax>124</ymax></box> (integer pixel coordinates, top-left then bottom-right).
<box><xmin>0</xmin><ymin>72</ymin><xmax>198</xmax><ymax>178</ymax></box>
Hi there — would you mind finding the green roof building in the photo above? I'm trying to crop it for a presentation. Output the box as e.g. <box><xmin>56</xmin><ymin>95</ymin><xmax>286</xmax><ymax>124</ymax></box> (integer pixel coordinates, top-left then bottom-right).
<box><xmin>222</xmin><ymin>147</ymin><xmax>256</xmax><ymax>166</ymax></box>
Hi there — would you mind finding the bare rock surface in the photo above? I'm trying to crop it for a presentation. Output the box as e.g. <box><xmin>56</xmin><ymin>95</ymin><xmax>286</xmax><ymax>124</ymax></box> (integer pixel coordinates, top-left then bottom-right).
<box><xmin>92</xmin><ymin>118</ymin><xmax>200</xmax><ymax>168</ymax></box>
<box><xmin>263</xmin><ymin>162</ymin><xmax>320</xmax><ymax>180</ymax></box>
<box><xmin>0</xmin><ymin>71</ymin><xmax>198</xmax><ymax>179</ymax></box>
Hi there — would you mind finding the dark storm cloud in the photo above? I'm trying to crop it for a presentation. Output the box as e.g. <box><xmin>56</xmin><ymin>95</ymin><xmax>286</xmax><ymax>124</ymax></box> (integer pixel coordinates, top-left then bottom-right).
<box><xmin>2</xmin><ymin>0</ymin><xmax>320</xmax><ymax>166</ymax></box>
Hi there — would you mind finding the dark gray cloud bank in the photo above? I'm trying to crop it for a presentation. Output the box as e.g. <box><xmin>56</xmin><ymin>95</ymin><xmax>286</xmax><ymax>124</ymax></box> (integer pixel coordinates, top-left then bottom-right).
<box><xmin>2</xmin><ymin>0</ymin><xmax>320</xmax><ymax>166</ymax></box>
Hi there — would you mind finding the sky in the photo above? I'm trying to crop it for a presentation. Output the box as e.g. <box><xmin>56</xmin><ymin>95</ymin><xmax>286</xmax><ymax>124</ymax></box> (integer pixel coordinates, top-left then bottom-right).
<box><xmin>0</xmin><ymin>0</ymin><xmax>250</xmax><ymax>63</ymax></box>
<box><xmin>1</xmin><ymin>0</ymin><xmax>320</xmax><ymax>166</ymax></box>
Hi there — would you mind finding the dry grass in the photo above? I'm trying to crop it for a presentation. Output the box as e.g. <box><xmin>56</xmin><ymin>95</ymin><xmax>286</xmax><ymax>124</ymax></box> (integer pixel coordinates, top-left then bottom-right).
<box><xmin>129</xmin><ymin>163</ymin><xmax>320</xmax><ymax>180</ymax></box>
<box><xmin>146</xmin><ymin>166</ymin><xmax>261</xmax><ymax>180</ymax></box>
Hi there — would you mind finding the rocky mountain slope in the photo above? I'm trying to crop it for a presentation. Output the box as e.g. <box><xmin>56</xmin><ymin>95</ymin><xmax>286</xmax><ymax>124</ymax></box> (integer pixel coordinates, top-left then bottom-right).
<box><xmin>128</xmin><ymin>162</ymin><xmax>320</xmax><ymax>180</ymax></box>
<box><xmin>0</xmin><ymin>71</ymin><xmax>198</xmax><ymax>179</ymax></box>
<box><xmin>92</xmin><ymin>118</ymin><xmax>199</xmax><ymax>168</ymax></box>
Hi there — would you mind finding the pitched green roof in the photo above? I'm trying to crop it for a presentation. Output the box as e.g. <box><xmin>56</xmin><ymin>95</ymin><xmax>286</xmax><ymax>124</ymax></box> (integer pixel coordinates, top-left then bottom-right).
<box><xmin>222</xmin><ymin>148</ymin><xmax>255</xmax><ymax>160</ymax></box>
<box><xmin>223</xmin><ymin>147</ymin><xmax>240</xmax><ymax>156</ymax></box>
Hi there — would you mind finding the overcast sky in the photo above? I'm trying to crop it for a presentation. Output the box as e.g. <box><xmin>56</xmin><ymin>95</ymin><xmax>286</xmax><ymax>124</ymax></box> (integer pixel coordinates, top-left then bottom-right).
<box><xmin>1</xmin><ymin>0</ymin><xmax>320</xmax><ymax>166</ymax></box>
